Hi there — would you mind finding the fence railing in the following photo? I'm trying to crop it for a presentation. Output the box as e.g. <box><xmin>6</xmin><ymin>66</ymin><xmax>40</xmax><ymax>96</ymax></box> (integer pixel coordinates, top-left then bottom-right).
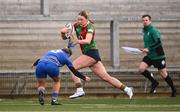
<box><xmin>0</xmin><ymin>69</ymin><xmax>179</xmax><ymax>95</ymax></box>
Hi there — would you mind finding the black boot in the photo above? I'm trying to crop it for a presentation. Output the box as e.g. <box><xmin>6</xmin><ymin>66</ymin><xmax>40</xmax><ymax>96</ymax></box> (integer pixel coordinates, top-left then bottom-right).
<box><xmin>164</xmin><ymin>75</ymin><xmax>177</xmax><ymax>97</ymax></box>
<box><xmin>51</xmin><ymin>99</ymin><xmax>61</xmax><ymax>105</ymax></box>
<box><xmin>150</xmin><ymin>81</ymin><xmax>159</xmax><ymax>93</ymax></box>
<box><xmin>141</xmin><ymin>70</ymin><xmax>159</xmax><ymax>93</ymax></box>
<box><xmin>38</xmin><ymin>90</ymin><xmax>45</xmax><ymax>105</ymax></box>
<box><xmin>171</xmin><ymin>89</ymin><xmax>177</xmax><ymax>97</ymax></box>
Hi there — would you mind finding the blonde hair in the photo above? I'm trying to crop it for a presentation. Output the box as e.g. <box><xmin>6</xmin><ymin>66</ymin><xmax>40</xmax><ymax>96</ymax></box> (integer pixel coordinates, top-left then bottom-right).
<box><xmin>78</xmin><ymin>10</ymin><xmax>94</xmax><ymax>24</ymax></box>
<box><xmin>62</xmin><ymin>47</ymin><xmax>72</xmax><ymax>57</ymax></box>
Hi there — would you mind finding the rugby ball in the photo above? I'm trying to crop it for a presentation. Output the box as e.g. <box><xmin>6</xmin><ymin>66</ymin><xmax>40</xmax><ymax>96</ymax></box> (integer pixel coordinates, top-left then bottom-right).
<box><xmin>65</xmin><ymin>23</ymin><xmax>74</xmax><ymax>33</ymax></box>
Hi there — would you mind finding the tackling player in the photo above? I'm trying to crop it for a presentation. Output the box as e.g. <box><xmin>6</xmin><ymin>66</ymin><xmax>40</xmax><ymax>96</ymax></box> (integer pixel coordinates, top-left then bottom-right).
<box><xmin>32</xmin><ymin>47</ymin><xmax>90</xmax><ymax>105</ymax></box>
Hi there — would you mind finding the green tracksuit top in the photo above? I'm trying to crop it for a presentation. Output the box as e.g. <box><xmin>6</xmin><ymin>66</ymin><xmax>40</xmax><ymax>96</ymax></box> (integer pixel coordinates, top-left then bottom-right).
<box><xmin>143</xmin><ymin>24</ymin><xmax>165</xmax><ymax>60</ymax></box>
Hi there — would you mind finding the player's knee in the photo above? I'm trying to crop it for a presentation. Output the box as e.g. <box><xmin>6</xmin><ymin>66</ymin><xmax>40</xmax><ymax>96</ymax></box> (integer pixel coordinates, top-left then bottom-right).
<box><xmin>159</xmin><ymin>70</ymin><xmax>168</xmax><ymax>78</ymax></box>
<box><xmin>138</xmin><ymin>66</ymin><xmax>146</xmax><ymax>73</ymax></box>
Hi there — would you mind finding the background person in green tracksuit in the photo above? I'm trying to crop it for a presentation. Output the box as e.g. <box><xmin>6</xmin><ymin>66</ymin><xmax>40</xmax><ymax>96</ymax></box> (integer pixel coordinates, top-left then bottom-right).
<box><xmin>139</xmin><ymin>14</ymin><xmax>176</xmax><ymax>97</ymax></box>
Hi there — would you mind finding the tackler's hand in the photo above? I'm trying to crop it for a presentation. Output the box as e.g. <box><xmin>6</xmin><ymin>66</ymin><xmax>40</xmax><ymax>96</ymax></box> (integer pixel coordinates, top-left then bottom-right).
<box><xmin>61</xmin><ymin>32</ymin><xmax>66</xmax><ymax>40</ymax></box>
<box><xmin>60</xmin><ymin>27</ymin><xmax>71</xmax><ymax>40</ymax></box>
<box><xmin>31</xmin><ymin>59</ymin><xmax>40</xmax><ymax>68</ymax></box>
<box><xmin>31</xmin><ymin>64</ymin><xmax>35</xmax><ymax>68</ymax></box>
<box><xmin>85</xmin><ymin>76</ymin><xmax>91</xmax><ymax>82</ymax></box>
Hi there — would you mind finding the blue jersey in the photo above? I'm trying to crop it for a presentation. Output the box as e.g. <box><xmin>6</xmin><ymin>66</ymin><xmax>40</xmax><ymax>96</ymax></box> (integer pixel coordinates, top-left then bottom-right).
<box><xmin>36</xmin><ymin>49</ymin><xmax>86</xmax><ymax>80</ymax></box>
<box><xmin>39</xmin><ymin>49</ymin><xmax>73</xmax><ymax>68</ymax></box>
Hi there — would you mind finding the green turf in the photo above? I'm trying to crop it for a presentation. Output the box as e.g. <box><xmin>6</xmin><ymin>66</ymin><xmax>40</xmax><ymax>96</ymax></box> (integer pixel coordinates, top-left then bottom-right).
<box><xmin>0</xmin><ymin>96</ymin><xmax>179</xmax><ymax>111</ymax></box>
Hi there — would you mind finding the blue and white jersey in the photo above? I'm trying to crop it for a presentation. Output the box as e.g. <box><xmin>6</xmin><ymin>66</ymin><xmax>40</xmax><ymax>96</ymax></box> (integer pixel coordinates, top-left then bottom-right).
<box><xmin>39</xmin><ymin>49</ymin><xmax>73</xmax><ymax>68</ymax></box>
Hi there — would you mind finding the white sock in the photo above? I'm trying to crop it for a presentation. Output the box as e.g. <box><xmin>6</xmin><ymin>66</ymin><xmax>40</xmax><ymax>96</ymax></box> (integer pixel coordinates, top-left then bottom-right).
<box><xmin>124</xmin><ymin>86</ymin><xmax>130</xmax><ymax>93</ymax></box>
<box><xmin>38</xmin><ymin>86</ymin><xmax>45</xmax><ymax>92</ymax></box>
<box><xmin>77</xmin><ymin>87</ymin><xmax>84</xmax><ymax>92</ymax></box>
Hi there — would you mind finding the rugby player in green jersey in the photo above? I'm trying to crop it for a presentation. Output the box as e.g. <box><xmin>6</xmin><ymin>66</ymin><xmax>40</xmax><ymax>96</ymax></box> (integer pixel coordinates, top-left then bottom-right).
<box><xmin>60</xmin><ymin>10</ymin><xmax>133</xmax><ymax>99</ymax></box>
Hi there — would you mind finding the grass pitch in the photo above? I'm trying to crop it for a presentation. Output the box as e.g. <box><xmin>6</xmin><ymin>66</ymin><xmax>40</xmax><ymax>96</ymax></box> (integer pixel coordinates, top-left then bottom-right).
<box><xmin>0</xmin><ymin>95</ymin><xmax>179</xmax><ymax>112</ymax></box>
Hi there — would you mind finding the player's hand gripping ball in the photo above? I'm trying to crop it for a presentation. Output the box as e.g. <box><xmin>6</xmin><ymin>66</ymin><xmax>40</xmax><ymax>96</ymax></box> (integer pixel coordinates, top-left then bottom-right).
<box><xmin>65</xmin><ymin>23</ymin><xmax>74</xmax><ymax>34</ymax></box>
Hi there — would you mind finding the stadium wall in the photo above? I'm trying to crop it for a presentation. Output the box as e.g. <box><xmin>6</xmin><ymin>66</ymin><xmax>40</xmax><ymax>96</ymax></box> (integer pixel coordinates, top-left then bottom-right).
<box><xmin>0</xmin><ymin>0</ymin><xmax>180</xmax><ymax>70</ymax></box>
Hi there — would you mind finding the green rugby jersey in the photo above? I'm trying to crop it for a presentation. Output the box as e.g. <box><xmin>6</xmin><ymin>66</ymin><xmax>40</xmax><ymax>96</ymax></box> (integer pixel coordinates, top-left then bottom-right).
<box><xmin>143</xmin><ymin>24</ymin><xmax>165</xmax><ymax>60</ymax></box>
<box><xmin>74</xmin><ymin>21</ymin><xmax>97</xmax><ymax>53</ymax></box>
